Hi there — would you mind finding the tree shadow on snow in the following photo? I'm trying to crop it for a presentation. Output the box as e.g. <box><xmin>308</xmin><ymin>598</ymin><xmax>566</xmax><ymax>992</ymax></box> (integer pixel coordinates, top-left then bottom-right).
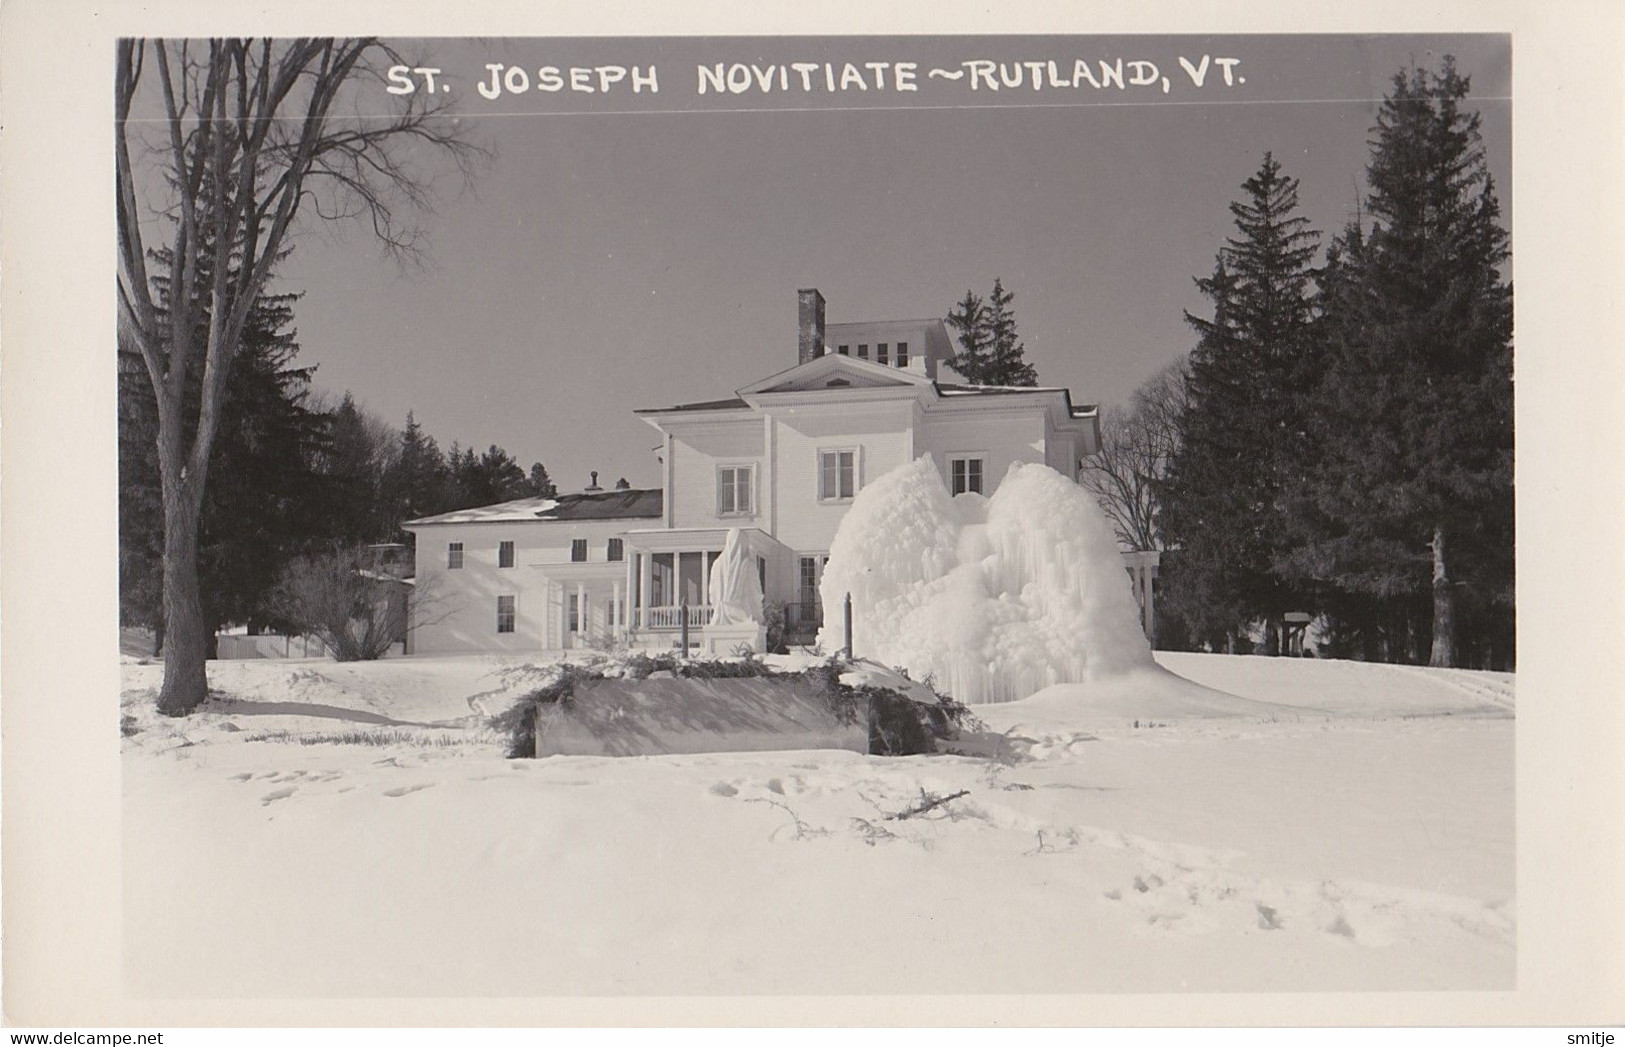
<box><xmin>204</xmin><ymin>698</ymin><xmax>445</xmax><ymax>728</ymax></box>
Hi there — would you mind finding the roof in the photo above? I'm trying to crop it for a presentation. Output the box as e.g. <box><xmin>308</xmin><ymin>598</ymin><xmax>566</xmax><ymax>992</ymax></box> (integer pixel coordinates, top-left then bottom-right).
<box><xmin>536</xmin><ymin>488</ymin><xmax>663</xmax><ymax>521</ymax></box>
<box><xmin>634</xmin><ymin>396</ymin><xmax>751</xmax><ymax>415</ymax></box>
<box><xmin>935</xmin><ymin>382</ymin><xmax>1098</xmax><ymax>419</ymax></box>
<box><xmin>404</xmin><ymin>489</ymin><xmax>662</xmax><ymax>526</ymax></box>
<box><xmin>633</xmin><ymin>349</ymin><xmax>1098</xmax><ymax>427</ymax></box>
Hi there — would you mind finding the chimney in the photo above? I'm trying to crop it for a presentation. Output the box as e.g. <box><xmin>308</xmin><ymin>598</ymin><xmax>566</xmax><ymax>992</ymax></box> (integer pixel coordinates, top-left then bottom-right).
<box><xmin>585</xmin><ymin>470</ymin><xmax>602</xmax><ymax>493</ymax></box>
<box><xmin>797</xmin><ymin>288</ymin><xmax>825</xmax><ymax>364</ymax></box>
<box><xmin>614</xmin><ymin>477</ymin><xmax>630</xmax><ymax>490</ymax></box>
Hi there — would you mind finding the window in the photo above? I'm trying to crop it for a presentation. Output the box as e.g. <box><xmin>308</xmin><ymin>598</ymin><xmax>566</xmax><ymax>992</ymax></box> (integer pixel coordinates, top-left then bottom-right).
<box><xmin>447</xmin><ymin>542</ymin><xmax>464</xmax><ymax>569</ymax></box>
<box><xmin>571</xmin><ymin>538</ymin><xmax>587</xmax><ymax>562</ymax></box>
<box><xmin>876</xmin><ymin>343</ymin><xmax>889</xmax><ymax>365</ymax></box>
<box><xmin>498</xmin><ymin>540</ymin><xmax>514</xmax><ymax>568</ymax></box>
<box><xmin>799</xmin><ymin>556</ymin><xmax>819</xmax><ymax>604</ymax></box>
<box><xmin>496</xmin><ymin>595</ymin><xmax>516</xmax><ymax>633</ymax></box>
<box><xmin>836</xmin><ymin>344</ymin><xmax>849</xmax><ymax>355</ymax></box>
<box><xmin>950</xmin><ymin>455</ymin><xmax>986</xmax><ymax>496</ymax></box>
<box><xmin>896</xmin><ymin>341</ymin><xmax>909</xmax><ymax>367</ymax></box>
<box><xmin>819</xmin><ymin>449</ymin><xmax>857</xmax><ymax>501</ymax></box>
<box><xmin>856</xmin><ymin>344</ymin><xmax>869</xmax><ymax>359</ymax></box>
<box><xmin>568</xmin><ymin>593</ymin><xmax>582</xmax><ymax>632</ymax></box>
<box><xmin>607</xmin><ymin>537</ymin><xmax>624</xmax><ymax>562</ymax></box>
<box><xmin>717</xmin><ymin>465</ymin><xmax>755</xmax><ymax>516</ymax></box>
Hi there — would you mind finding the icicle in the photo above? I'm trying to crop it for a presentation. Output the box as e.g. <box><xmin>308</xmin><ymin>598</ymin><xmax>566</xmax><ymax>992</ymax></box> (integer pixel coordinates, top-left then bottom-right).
<box><xmin>818</xmin><ymin>456</ymin><xmax>1153</xmax><ymax>704</ymax></box>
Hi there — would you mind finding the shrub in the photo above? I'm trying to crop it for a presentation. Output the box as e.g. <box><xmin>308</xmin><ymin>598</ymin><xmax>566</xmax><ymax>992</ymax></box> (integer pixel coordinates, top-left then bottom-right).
<box><xmin>490</xmin><ymin>651</ymin><xmax>970</xmax><ymax>758</ymax></box>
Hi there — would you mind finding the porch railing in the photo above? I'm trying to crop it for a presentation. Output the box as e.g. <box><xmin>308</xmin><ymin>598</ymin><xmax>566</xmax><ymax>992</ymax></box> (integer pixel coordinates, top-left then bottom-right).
<box><xmin>634</xmin><ymin>604</ymin><xmax>714</xmax><ymax>630</ymax></box>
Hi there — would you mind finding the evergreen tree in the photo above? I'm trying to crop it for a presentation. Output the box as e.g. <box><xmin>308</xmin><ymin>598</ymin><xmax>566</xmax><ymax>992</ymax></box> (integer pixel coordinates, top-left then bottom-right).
<box><xmin>380</xmin><ymin>411</ymin><xmax>455</xmax><ymax>537</ymax></box>
<box><xmin>945</xmin><ymin>280</ymin><xmax>1038</xmax><ymax>386</ymax></box>
<box><xmin>984</xmin><ymin>279</ymin><xmax>1038</xmax><ymax>387</ymax></box>
<box><xmin>477</xmin><ymin>445</ymin><xmax>531</xmax><ymax>502</ymax></box>
<box><xmin>526</xmin><ymin>462</ymin><xmax>558</xmax><ymax>499</ymax></box>
<box><xmin>1280</xmin><ymin>59</ymin><xmax>1512</xmax><ymax>669</ymax></box>
<box><xmin>945</xmin><ymin>290</ymin><xmax>991</xmax><ymax>381</ymax></box>
<box><xmin>119</xmin><ymin>283</ymin><xmax>327</xmax><ymax>646</ymax></box>
<box><xmin>312</xmin><ymin>393</ymin><xmax>398</xmax><ymax>544</ymax></box>
<box><xmin>1160</xmin><ymin>153</ymin><xmax>1321</xmax><ymax>653</ymax></box>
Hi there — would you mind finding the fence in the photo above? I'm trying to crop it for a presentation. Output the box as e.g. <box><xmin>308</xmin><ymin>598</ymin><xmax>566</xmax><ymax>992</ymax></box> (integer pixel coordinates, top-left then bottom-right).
<box><xmin>214</xmin><ymin>633</ymin><xmax>329</xmax><ymax>660</ymax></box>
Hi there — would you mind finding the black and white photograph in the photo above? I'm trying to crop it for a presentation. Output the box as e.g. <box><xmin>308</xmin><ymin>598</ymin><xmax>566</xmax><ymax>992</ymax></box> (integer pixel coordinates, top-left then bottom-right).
<box><xmin>109</xmin><ymin>32</ymin><xmax>1518</xmax><ymax>996</ymax></box>
<box><xmin>4</xmin><ymin>2</ymin><xmax>1624</xmax><ymax>1034</ymax></box>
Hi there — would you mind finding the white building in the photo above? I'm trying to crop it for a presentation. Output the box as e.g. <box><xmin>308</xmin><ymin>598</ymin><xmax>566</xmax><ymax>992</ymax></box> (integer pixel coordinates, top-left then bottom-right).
<box><xmin>404</xmin><ymin>288</ymin><xmax>1130</xmax><ymax>654</ymax></box>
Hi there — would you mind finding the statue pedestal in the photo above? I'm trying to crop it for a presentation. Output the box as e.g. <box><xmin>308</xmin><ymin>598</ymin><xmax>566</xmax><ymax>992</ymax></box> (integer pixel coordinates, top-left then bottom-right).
<box><xmin>700</xmin><ymin>619</ymin><xmax>766</xmax><ymax>656</ymax></box>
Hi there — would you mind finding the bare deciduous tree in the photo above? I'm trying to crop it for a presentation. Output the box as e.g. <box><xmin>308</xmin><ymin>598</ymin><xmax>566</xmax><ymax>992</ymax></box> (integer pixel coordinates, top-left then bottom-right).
<box><xmin>1080</xmin><ymin>356</ymin><xmax>1189</xmax><ymax>551</ymax></box>
<box><xmin>116</xmin><ymin>38</ymin><xmax>483</xmax><ymax>714</ymax></box>
<box><xmin>270</xmin><ymin>546</ymin><xmax>443</xmax><ymax>662</ymax></box>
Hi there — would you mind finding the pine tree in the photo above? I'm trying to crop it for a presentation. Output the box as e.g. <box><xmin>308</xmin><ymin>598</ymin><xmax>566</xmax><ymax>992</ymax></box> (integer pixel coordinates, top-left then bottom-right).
<box><xmin>380</xmin><ymin>411</ymin><xmax>454</xmax><ymax>537</ymax></box>
<box><xmin>945</xmin><ymin>290</ymin><xmax>991</xmax><ymax>382</ymax></box>
<box><xmin>526</xmin><ymin>462</ymin><xmax>558</xmax><ymax>499</ymax></box>
<box><xmin>945</xmin><ymin>280</ymin><xmax>1038</xmax><ymax>386</ymax></box>
<box><xmin>313</xmin><ymin>393</ymin><xmax>398</xmax><ymax>544</ymax></box>
<box><xmin>478</xmin><ymin>445</ymin><xmax>530</xmax><ymax>502</ymax></box>
<box><xmin>1160</xmin><ymin>153</ymin><xmax>1321</xmax><ymax>652</ymax></box>
<box><xmin>1282</xmin><ymin>59</ymin><xmax>1513</xmax><ymax>669</ymax></box>
<box><xmin>984</xmin><ymin>279</ymin><xmax>1038</xmax><ymax>387</ymax></box>
<box><xmin>119</xmin><ymin>282</ymin><xmax>328</xmax><ymax>646</ymax></box>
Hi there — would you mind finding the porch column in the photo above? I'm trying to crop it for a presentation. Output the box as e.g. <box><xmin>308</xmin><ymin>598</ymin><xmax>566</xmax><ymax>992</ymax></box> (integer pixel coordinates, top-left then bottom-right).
<box><xmin>639</xmin><ymin>551</ymin><xmax>653</xmax><ymax>627</ymax></box>
<box><xmin>1140</xmin><ymin>564</ymin><xmax>1153</xmax><ymax>641</ymax></box>
<box><xmin>612</xmin><ymin>580</ymin><xmax>623</xmax><ymax>640</ymax></box>
<box><xmin>555</xmin><ymin>581</ymin><xmax>567</xmax><ymax>652</ymax></box>
<box><xmin>576</xmin><ymin>582</ymin><xmax>586</xmax><ymax>646</ymax></box>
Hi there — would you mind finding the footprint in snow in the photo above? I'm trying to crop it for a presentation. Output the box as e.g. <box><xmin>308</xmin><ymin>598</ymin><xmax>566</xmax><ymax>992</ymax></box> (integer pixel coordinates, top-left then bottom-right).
<box><xmin>382</xmin><ymin>782</ymin><xmax>434</xmax><ymax>798</ymax></box>
<box><xmin>260</xmin><ymin>786</ymin><xmax>296</xmax><ymax>805</ymax></box>
<box><xmin>230</xmin><ymin>772</ymin><xmax>253</xmax><ymax>781</ymax></box>
<box><xmin>709</xmin><ymin>782</ymin><xmax>739</xmax><ymax>797</ymax></box>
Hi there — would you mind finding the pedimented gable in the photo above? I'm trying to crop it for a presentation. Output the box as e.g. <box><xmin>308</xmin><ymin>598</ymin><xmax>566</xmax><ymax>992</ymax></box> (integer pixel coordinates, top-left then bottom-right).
<box><xmin>738</xmin><ymin>352</ymin><xmax>934</xmax><ymax>396</ymax></box>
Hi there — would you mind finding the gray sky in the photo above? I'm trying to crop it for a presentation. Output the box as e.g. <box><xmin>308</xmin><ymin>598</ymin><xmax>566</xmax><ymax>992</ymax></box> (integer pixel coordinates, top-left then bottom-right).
<box><xmin>273</xmin><ymin>34</ymin><xmax>1510</xmax><ymax>493</ymax></box>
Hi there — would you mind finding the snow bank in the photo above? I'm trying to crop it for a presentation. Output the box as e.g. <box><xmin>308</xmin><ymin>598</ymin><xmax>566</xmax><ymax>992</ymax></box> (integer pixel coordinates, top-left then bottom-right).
<box><xmin>817</xmin><ymin>456</ymin><xmax>1155</xmax><ymax>703</ymax></box>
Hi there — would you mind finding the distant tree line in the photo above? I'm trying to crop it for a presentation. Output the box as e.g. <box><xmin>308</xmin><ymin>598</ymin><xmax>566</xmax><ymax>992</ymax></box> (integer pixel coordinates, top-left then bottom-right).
<box><xmin>1083</xmin><ymin>58</ymin><xmax>1513</xmax><ymax>670</ymax></box>
<box><xmin>118</xmin><ymin>297</ymin><xmax>557</xmax><ymax>652</ymax></box>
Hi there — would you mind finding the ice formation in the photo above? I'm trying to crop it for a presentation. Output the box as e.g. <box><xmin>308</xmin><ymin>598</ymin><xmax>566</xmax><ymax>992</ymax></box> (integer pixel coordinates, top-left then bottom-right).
<box><xmin>707</xmin><ymin>527</ymin><xmax>764</xmax><ymax>625</ymax></box>
<box><xmin>816</xmin><ymin>455</ymin><xmax>1154</xmax><ymax>703</ymax></box>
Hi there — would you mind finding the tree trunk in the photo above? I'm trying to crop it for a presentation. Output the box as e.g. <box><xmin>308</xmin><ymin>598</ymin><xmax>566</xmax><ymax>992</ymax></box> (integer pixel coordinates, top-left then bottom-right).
<box><xmin>1428</xmin><ymin>525</ymin><xmax>1455</xmax><ymax>668</ymax></box>
<box><xmin>156</xmin><ymin>485</ymin><xmax>210</xmax><ymax>716</ymax></box>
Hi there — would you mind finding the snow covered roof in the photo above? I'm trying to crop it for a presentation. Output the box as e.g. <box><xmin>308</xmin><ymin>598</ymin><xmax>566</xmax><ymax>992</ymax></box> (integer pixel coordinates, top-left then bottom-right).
<box><xmin>404</xmin><ymin>489</ymin><xmax>662</xmax><ymax>526</ymax></box>
<box><xmin>536</xmin><ymin>488</ymin><xmax>663</xmax><ymax>521</ymax></box>
<box><xmin>934</xmin><ymin>382</ymin><xmax>1098</xmax><ymax>419</ymax></box>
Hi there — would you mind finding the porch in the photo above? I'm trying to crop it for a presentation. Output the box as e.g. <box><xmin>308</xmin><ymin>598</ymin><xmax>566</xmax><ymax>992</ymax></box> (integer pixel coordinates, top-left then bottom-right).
<box><xmin>621</xmin><ymin>526</ymin><xmax>792</xmax><ymax>645</ymax></box>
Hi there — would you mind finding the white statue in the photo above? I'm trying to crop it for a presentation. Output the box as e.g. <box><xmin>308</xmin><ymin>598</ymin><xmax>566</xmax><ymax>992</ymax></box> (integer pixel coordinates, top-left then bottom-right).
<box><xmin>707</xmin><ymin>527</ymin><xmax>763</xmax><ymax>626</ymax></box>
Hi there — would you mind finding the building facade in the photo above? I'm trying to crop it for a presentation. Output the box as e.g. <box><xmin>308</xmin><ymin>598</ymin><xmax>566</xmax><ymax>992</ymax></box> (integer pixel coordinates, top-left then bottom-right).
<box><xmin>404</xmin><ymin>289</ymin><xmax>1111</xmax><ymax>655</ymax></box>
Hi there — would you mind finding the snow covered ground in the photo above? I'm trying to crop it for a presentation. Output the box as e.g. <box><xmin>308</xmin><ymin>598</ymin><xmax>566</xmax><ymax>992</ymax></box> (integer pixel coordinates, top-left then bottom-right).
<box><xmin>121</xmin><ymin>651</ymin><xmax>1513</xmax><ymax>996</ymax></box>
